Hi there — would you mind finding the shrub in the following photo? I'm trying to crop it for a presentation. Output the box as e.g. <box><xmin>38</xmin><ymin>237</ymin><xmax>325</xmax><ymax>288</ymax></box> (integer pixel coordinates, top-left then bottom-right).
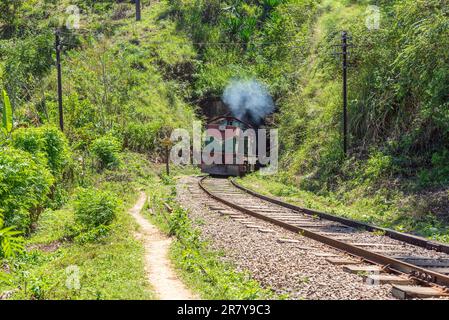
<box><xmin>48</xmin><ymin>187</ymin><xmax>69</xmax><ymax>210</ymax></box>
<box><xmin>168</xmin><ymin>206</ymin><xmax>191</xmax><ymax>237</ymax></box>
<box><xmin>0</xmin><ymin>147</ymin><xmax>54</xmax><ymax>232</ymax></box>
<box><xmin>74</xmin><ymin>188</ymin><xmax>118</xmax><ymax>229</ymax></box>
<box><xmin>363</xmin><ymin>151</ymin><xmax>394</xmax><ymax>182</ymax></box>
<box><xmin>11</xmin><ymin>127</ymin><xmax>46</xmax><ymax>162</ymax></box>
<box><xmin>40</xmin><ymin>126</ymin><xmax>71</xmax><ymax>176</ymax></box>
<box><xmin>12</xmin><ymin>125</ymin><xmax>70</xmax><ymax>176</ymax></box>
<box><xmin>417</xmin><ymin>149</ymin><xmax>449</xmax><ymax>187</ymax></box>
<box><xmin>122</xmin><ymin>122</ymin><xmax>160</xmax><ymax>153</ymax></box>
<box><xmin>90</xmin><ymin>135</ymin><xmax>122</xmax><ymax>169</ymax></box>
<box><xmin>74</xmin><ymin>225</ymin><xmax>111</xmax><ymax>244</ymax></box>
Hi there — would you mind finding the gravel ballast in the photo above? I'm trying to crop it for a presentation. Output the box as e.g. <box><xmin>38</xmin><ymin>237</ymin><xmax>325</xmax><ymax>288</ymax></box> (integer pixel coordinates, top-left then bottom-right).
<box><xmin>176</xmin><ymin>176</ymin><xmax>398</xmax><ymax>300</ymax></box>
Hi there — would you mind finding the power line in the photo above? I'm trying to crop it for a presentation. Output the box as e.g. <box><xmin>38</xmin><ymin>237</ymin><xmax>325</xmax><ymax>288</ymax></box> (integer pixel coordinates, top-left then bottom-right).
<box><xmin>56</xmin><ymin>31</ymin><xmax>309</xmax><ymax>47</ymax></box>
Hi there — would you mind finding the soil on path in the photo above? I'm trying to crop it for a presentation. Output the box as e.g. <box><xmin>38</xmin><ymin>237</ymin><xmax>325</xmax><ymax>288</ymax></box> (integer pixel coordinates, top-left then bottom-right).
<box><xmin>130</xmin><ymin>192</ymin><xmax>197</xmax><ymax>300</ymax></box>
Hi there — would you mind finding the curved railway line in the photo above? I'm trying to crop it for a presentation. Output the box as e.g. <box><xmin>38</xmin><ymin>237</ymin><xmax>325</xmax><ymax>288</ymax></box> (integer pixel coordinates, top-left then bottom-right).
<box><xmin>197</xmin><ymin>176</ymin><xmax>449</xmax><ymax>299</ymax></box>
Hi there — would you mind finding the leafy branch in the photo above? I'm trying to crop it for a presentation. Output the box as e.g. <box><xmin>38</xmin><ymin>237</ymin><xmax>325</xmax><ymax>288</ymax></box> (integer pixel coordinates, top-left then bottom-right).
<box><xmin>0</xmin><ymin>213</ymin><xmax>24</xmax><ymax>259</ymax></box>
<box><xmin>1</xmin><ymin>89</ymin><xmax>13</xmax><ymax>139</ymax></box>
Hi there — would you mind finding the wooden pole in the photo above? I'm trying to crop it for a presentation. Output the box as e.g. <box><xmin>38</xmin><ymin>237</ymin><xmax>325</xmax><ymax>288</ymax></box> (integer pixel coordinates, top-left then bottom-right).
<box><xmin>55</xmin><ymin>29</ymin><xmax>64</xmax><ymax>132</ymax></box>
<box><xmin>136</xmin><ymin>0</ymin><xmax>141</xmax><ymax>21</ymax></box>
<box><xmin>165</xmin><ymin>145</ymin><xmax>170</xmax><ymax>176</ymax></box>
<box><xmin>342</xmin><ymin>31</ymin><xmax>348</xmax><ymax>156</ymax></box>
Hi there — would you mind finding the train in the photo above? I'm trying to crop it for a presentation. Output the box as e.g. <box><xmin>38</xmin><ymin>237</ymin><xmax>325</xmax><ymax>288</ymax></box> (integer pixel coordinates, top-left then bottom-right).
<box><xmin>200</xmin><ymin>116</ymin><xmax>259</xmax><ymax>176</ymax></box>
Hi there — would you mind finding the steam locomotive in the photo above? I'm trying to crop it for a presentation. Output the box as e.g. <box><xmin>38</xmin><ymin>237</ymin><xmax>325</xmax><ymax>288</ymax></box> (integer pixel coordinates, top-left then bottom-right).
<box><xmin>201</xmin><ymin>116</ymin><xmax>258</xmax><ymax>176</ymax></box>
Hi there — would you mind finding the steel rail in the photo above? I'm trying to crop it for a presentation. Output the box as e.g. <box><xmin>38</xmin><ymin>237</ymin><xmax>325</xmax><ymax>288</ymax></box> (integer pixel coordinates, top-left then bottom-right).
<box><xmin>199</xmin><ymin>176</ymin><xmax>449</xmax><ymax>290</ymax></box>
<box><xmin>230</xmin><ymin>178</ymin><xmax>449</xmax><ymax>254</ymax></box>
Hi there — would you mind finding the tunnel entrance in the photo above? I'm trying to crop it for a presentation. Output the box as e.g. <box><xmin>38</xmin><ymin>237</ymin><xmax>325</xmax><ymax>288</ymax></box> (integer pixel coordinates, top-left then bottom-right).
<box><xmin>197</xmin><ymin>97</ymin><xmax>231</xmax><ymax>120</ymax></box>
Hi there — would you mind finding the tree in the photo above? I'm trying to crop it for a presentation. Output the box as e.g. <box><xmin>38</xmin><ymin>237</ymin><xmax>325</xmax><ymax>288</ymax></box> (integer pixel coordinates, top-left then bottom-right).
<box><xmin>0</xmin><ymin>0</ymin><xmax>23</xmax><ymax>37</ymax></box>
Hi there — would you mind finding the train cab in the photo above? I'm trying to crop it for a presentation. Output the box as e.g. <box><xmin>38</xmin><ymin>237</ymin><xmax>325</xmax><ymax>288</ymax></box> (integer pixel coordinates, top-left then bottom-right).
<box><xmin>201</xmin><ymin>116</ymin><xmax>257</xmax><ymax>176</ymax></box>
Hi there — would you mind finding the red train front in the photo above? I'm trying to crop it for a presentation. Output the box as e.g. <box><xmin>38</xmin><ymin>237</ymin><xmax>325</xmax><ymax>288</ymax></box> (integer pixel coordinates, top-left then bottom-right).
<box><xmin>201</xmin><ymin>116</ymin><xmax>257</xmax><ymax>176</ymax></box>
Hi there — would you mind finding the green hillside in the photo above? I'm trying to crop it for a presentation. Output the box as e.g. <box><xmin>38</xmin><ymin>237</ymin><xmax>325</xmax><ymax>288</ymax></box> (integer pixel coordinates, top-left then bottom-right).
<box><xmin>0</xmin><ymin>0</ymin><xmax>448</xmax><ymax>299</ymax></box>
<box><xmin>169</xmin><ymin>0</ymin><xmax>449</xmax><ymax>237</ymax></box>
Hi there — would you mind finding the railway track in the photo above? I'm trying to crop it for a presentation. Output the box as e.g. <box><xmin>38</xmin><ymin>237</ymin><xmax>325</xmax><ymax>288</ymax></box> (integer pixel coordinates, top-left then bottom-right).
<box><xmin>198</xmin><ymin>176</ymin><xmax>449</xmax><ymax>299</ymax></box>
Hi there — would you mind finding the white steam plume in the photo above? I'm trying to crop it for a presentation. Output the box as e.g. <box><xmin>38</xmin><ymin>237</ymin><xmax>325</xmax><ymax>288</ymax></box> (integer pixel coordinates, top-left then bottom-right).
<box><xmin>222</xmin><ymin>79</ymin><xmax>274</xmax><ymax>126</ymax></box>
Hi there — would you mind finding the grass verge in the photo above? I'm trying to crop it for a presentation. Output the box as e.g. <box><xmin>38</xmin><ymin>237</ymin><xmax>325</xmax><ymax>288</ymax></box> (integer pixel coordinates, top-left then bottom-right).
<box><xmin>0</xmin><ymin>152</ymin><xmax>155</xmax><ymax>299</ymax></box>
<box><xmin>237</xmin><ymin>173</ymin><xmax>449</xmax><ymax>243</ymax></box>
<box><xmin>142</xmin><ymin>175</ymin><xmax>278</xmax><ymax>300</ymax></box>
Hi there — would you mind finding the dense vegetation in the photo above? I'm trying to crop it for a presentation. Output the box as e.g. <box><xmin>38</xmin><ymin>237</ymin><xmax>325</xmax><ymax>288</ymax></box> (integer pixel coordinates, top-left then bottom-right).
<box><xmin>0</xmin><ymin>0</ymin><xmax>447</xmax><ymax>299</ymax></box>
<box><xmin>0</xmin><ymin>0</ymin><xmax>279</xmax><ymax>299</ymax></box>
<box><xmin>0</xmin><ymin>0</ymin><xmax>198</xmax><ymax>298</ymax></box>
<box><xmin>0</xmin><ymin>2</ymin><xmax>195</xmax><ymax>236</ymax></box>
<box><xmin>167</xmin><ymin>0</ymin><xmax>449</xmax><ymax>237</ymax></box>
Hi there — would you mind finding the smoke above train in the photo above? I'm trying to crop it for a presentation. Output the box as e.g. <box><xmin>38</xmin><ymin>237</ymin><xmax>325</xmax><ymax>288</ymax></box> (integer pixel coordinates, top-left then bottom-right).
<box><xmin>222</xmin><ymin>79</ymin><xmax>274</xmax><ymax>126</ymax></box>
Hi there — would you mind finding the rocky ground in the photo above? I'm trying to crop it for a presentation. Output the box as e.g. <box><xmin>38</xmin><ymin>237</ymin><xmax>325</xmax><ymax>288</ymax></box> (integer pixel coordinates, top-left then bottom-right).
<box><xmin>176</xmin><ymin>176</ymin><xmax>397</xmax><ymax>300</ymax></box>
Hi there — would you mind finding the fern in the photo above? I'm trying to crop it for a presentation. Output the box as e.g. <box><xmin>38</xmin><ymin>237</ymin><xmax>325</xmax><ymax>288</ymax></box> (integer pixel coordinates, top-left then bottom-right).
<box><xmin>0</xmin><ymin>213</ymin><xmax>24</xmax><ymax>259</ymax></box>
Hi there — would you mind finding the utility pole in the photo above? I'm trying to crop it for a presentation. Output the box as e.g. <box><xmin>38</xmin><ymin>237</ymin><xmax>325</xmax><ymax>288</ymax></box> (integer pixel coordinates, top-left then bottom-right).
<box><xmin>55</xmin><ymin>29</ymin><xmax>64</xmax><ymax>132</ymax></box>
<box><xmin>165</xmin><ymin>145</ymin><xmax>170</xmax><ymax>176</ymax></box>
<box><xmin>135</xmin><ymin>0</ymin><xmax>141</xmax><ymax>21</ymax></box>
<box><xmin>342</xmin><ymin>31</ymin><xmax>348</xmax><ymax>156</ymax></box>
<box><xmin>161</xmin><ymin>137</ymin><xmax>172</xmax><ymax>176</ymax></box>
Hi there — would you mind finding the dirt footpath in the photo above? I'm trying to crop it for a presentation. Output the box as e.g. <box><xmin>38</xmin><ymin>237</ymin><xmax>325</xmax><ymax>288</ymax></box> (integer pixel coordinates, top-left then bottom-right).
<box><xmin>129</xmin><ymin>192</ymin><xmax>197</xmax><ymax>300</ymax></box>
